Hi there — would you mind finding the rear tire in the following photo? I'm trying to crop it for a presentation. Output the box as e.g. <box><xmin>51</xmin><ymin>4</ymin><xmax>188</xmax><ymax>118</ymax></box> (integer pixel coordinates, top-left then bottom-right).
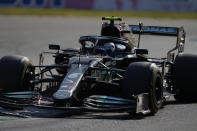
<box><xmin>173</xmin><ymin>53</ymin><xmax>197</xmax><ymax>101</ymax></box>
<box><xmin>0</xmin><ymin>55</ymin><xmax>33</xmax><ymax>92</ymax></box>
<box><xmin>123</xmin><ymin>62</ymin><xmax>163</xmax><ymax>115</ymax></box>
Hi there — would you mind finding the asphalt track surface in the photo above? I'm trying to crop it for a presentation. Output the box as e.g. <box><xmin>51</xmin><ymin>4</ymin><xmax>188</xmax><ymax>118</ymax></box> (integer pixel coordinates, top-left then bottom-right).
<box><xmin>0</xmin><ymin>16</ymin><xmax>197</xmax><ymax>131</ymax></box>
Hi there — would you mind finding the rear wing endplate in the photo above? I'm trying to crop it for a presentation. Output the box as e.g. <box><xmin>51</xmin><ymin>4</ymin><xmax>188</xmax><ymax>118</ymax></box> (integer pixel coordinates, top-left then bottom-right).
<box><xmin>129</xmin><ymin>25</ymin><xmax>186</xmax><ymax>62</ymax></box>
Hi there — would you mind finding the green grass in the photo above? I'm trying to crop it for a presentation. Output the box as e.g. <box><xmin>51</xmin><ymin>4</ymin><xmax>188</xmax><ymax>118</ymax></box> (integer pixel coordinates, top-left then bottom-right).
<box><xmin>0</xmin><ymin>8</ymin><xmax>196</xmax><ymax>19</ymax></box>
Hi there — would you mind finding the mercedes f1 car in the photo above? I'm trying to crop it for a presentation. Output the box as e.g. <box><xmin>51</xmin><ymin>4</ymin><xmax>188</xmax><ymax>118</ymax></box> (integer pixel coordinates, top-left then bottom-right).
<box><xmin>0</xmin><ymin>17</ymin><xmax>197</xmax><ymax>115</ymax></box>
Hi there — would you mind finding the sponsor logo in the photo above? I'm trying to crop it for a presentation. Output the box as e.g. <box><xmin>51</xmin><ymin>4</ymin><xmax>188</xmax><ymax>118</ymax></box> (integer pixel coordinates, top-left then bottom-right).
<box><xmin>0</xmin><ymin>0</ymin><xmax>65</xmax><ymax>8</ymax></box>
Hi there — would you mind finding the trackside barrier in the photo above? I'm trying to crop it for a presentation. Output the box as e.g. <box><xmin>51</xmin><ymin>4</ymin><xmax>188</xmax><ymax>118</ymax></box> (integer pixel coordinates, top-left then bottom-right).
<box><xmin>0</xmin><ymin>0</ymin><xmax>197</xmax><ymax>12</ymax></box>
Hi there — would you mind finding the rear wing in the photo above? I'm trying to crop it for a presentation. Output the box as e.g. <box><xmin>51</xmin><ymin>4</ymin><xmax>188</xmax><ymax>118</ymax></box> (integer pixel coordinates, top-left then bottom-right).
<box><xmin>129</xmin><ymin>25</ymin><xmax>186</xmax><ymax>61</ymax></box>
<box><xmin>129</xmin><ymin>25</ymin><xmax>183</xmax><ymax>36</ymax></box>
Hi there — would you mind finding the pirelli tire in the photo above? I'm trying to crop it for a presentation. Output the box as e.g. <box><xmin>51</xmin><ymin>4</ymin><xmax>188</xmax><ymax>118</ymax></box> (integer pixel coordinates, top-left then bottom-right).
<box><xmin>173</xmin><ymin>53</ymin><xmax>197</xmax><ymax>101</ymax></box>
<box><xmin>0</xmin><ymin>55</ymin><xmax>33</xmax><ymax>92</ymax></box>
<box><xmin>123</xmin><ymin>62</ymin><xmax>163</xmax><ymax>115</ymax></box>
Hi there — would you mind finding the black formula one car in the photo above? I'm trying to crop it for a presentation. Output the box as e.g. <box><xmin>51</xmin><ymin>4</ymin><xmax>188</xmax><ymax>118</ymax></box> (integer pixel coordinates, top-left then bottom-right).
<box><xmin>0</xmin><ymin>17</ymin><xmax>197</xmax><ymax>115</ymax></box>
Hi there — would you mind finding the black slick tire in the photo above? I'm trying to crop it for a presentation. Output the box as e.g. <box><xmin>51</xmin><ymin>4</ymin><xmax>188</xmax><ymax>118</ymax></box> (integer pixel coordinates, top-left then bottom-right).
<box><xmin>123</xmin><ymin>62</ymin><xmax>163</xmax><ymax>115</ymax></box>
<box><xmin>173</xmin><ymin>53</ymin><xmax>197</xmax><ymax>101</ymax></box>
<box><xmin>0</xmin><ymin>55</ymin><xmax>33</xmax><ymax>92</ymax></box>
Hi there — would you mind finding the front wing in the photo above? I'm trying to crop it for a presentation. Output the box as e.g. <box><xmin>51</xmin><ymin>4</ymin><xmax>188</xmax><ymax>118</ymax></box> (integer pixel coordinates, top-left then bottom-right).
<box><xmin>0</xmin><ymin>91</ymin><xmax>150</xmax><ymax>115</ymax></box>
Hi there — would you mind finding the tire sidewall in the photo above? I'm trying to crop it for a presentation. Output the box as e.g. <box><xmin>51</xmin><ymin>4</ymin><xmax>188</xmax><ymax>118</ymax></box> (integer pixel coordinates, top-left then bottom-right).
<box><xmin>148</xmin><ymin>66</ymin><xmax>163</xmax><ymax>114</ymax></box>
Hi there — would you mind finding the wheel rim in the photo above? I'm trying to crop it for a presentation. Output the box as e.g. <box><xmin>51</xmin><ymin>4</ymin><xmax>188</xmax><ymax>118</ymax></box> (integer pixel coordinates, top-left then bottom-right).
<box><xmin>22</xmin><ymin>65</ymin><xmax>34</xmax><ymax>90</ymax></box>
<box><xmin>154</xmin><ymin>77</ymin><xmax>163</xmax><ymax>105</ymax></box>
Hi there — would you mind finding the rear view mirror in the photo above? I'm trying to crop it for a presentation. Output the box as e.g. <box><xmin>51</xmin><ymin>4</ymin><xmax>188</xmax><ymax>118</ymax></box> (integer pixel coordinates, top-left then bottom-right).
<box><xmin>135</xmin><ymin>49</ymin><xmax>148</xmax><ymax>55</ymax></box>
<box><xmin>49</xmin><ymin>44</ymin><xmax>60</xmax><ymax>50</ymax></box>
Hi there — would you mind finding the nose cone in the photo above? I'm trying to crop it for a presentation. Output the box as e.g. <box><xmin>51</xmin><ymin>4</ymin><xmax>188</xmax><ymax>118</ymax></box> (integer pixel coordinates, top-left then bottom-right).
<box><xmin>53</xmin><ymin>89</ymin><xmax>72</xmax><ymax>100</ymax></box>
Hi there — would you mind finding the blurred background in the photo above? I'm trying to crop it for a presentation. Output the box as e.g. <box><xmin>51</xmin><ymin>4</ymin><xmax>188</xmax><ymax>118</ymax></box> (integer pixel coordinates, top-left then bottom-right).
<box><xmin>0</xmin><ymin>1</ymin><xmax>197</xmax><ymax>130</ymax></box>
<box><xmin>0</xmin><ymin>0</ymin><xmax>196</xmax><ymax>61</ymax></box>
<box><xmin>0</xmin><ymin>0</ymin><xmax>197</xmax><ymax>12</ymax></box>
<box><xmin>0</xmin><ymin>0</ymin><xmax>197</xmax><ymax>63</ymax></box>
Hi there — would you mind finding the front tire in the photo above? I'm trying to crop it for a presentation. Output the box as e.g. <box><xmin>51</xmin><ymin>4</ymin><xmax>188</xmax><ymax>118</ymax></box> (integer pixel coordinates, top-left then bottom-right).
<box><xmin>0</xmin><ymin>55</ymin><xmax>33</xmax><ymax>92</ymax></box>
<box><xmin>123</xmin><ymin>62</ymin><xmax>163</xmax><ymax>115</ymax></box>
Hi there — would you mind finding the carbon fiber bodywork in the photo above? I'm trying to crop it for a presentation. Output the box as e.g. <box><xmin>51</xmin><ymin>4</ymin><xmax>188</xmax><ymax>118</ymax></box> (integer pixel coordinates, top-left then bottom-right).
<box><xmin>0</xmin><ymin>17</ymin><xmax>186</xmax><ymax>115</ymax></box>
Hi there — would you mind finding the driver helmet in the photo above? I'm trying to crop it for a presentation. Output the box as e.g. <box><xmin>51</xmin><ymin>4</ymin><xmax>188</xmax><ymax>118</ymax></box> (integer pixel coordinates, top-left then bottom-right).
<box><xmin>104</xmin><ymin>42</ymin><xmax>115</xmax><ymax>56</ymax></box>
<box><xmin>95</xmin><ymin>42</ymin><xmax>115</xmax><ymax>57</ymax></box>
